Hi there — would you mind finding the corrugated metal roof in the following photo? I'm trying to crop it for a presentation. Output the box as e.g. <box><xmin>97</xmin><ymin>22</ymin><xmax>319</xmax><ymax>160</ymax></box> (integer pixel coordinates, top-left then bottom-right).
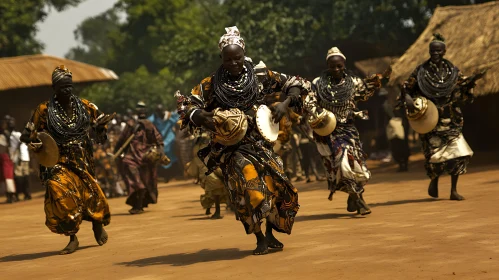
<box><xmin>0</xmin><ymin>54</ymin><xmax>118</xmax><ymax>91</ymax></box>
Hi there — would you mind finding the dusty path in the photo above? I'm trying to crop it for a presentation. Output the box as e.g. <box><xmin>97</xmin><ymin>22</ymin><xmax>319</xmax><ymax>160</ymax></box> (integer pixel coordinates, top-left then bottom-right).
<box><xmin>1</xmin><ymin>156</ymin><xmax>498</xmax><ymax>280</ymax></box>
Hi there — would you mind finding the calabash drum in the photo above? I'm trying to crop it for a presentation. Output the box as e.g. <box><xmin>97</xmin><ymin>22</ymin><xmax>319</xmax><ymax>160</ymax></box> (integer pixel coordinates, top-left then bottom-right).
<box><xmin>407</xmin><ymin>96</ymin><xmax>439</xmax><ymax>134</ymax></box>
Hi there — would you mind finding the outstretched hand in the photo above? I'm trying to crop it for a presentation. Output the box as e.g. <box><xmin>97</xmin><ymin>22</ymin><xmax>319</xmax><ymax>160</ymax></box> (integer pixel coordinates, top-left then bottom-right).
<box><xmin>271</xmin><ymin>102</ymin><xmax>288</xmax><ymax>123</ymax></box>
<box><xmin>192</xmin><ymin>109</ymin><xmax>216</xmax><ymax>131</ymax></box>
<box><xmin>28</xmin><ymin>142</ymin><xmax>43</xmax><ymax>153</ymax></box>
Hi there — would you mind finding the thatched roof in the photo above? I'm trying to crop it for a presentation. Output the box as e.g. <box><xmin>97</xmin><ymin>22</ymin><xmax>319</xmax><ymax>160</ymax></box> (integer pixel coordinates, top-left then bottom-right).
<box><xmin>388</xmin><ymin>1</ymin><xmax>499</xmax><ymax>96</ymax></box>
<box><xmin>0</xmin><ymin>54</ymin><xmax>118</xmax><ymax>91</ymax></box>
<box><xmin>354</xmin><ymin>56</ymin><xmax>398</xmax><ymax>77</ymax></box>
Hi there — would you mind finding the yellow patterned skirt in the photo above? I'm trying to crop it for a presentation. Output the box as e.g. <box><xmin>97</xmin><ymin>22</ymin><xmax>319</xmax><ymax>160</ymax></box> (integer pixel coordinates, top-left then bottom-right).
<box><xmin>44</xmin><ymin>165</ymin><xmax>111</xmax><ymax>235</ymax></box>
<box><xmin>223</xmin><ymin>144</ymin><xmax>299</xmax><ymax>235</ymax></box>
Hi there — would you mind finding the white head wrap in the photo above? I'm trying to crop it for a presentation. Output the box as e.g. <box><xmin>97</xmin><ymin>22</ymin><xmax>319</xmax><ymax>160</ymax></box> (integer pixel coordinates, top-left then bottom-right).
<box><xmin>326</xmin><ymin>47</ymin><xmax>346</xmax><ymax>61</ymax></box>
<box><xmin>218</xmin><ymin>26</ymin><xmax>245</xmax><ymax>52</ymax></box>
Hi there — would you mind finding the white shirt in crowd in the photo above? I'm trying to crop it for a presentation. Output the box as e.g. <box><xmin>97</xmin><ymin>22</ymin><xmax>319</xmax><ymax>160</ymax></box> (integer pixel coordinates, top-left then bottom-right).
<box><xmin>10</xmin><ymin>131</ymin><xmax>30</xmax><ymax>163</ymax></box>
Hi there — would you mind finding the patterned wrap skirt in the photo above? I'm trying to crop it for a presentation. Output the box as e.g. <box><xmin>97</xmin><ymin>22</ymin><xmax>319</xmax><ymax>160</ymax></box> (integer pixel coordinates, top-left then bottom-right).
<box><xmin>315</xmin><ymin>124</ymin><xmax>371</xmax><ymax>197</ymax></box>
<box><xmin>221</xmin><ymin>142</ymin><xmax>299</xmax><ymax>235</ymax></box>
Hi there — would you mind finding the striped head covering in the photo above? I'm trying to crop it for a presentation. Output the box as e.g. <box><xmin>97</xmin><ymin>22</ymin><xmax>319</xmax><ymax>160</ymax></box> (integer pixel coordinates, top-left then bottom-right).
<box><xmin>326</xmin><ymin>47</ymin><xmax>346</xmax><ymax>61</ymax></box>
<box><xmin>52</xmin><ymin>65</ymin><xmax>72</xmax><ymax>85</ymax></box>
<box><xmin>218</xmin><ymin>26</ymin><xmax>245</xmax><ymax>52</ymax></box>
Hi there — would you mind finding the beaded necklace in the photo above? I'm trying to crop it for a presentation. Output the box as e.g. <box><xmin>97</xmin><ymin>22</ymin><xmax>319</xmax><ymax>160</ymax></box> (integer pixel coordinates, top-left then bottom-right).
<box><xmin>47</xmin><ymin>94</ymin><xmax>90</xmax><ymax>145</ymax></box>
<box><xmin>316</xmin><ymin>71</ymin><xmax>354</xmax><ymax>106</ymax></box>
<box><xmin>213</xmin><ymin>61</ymin><xmax>260</xmax><ymax>111</ymax></box>
<box><xmin>417</xmin><ymin>59</ymin><xmax>458</xmax><ymax>98</ymax></box>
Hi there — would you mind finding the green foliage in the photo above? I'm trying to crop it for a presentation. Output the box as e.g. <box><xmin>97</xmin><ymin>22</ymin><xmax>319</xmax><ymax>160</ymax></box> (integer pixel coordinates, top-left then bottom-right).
<box><xmin>80</xmin><ymin>66</ymin><xmax>186</xmax><ymax>113</ymax></box>
<box><xmin>0</xmin><ymin>0</ymin><xmax>84</xmax><ymax>57</ymax></box>
<box><xmin>65</xmin><ymin>9</ymin><xmax>120</xmax><ymax>67</ymax></box>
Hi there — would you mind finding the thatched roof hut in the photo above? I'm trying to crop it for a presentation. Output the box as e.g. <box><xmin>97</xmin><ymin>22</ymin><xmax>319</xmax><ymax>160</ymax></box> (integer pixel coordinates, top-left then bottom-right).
<box><xmin>0</xmin><ymin>54</ymin><xmax>118</xmax><ymax>130</ymax></box>
<box><xmin>354</xmin><ymin>56</ymin><xmax>398</xmax><ymax>78</ymax></box>
<box><xmin>388</xmin><ymin>1</ymin><xmax>499</xmax><ymax>96</ymax></box>
<box><xmin>0</xmin><ymin>54</ymin><xmax>118</xmax><ymax>91</ymax></box>
<box><xmin>389</xmin><ymin>1</ymin><xmax>499</xmax><ymax>151</ymax></box>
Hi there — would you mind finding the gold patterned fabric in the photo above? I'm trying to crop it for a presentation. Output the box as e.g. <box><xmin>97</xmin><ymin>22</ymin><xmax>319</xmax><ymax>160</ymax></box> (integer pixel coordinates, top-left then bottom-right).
<box><xmin>23</xmin><ymin>99</ymin><xmax>110</xmax><ymax>235</ymax></box>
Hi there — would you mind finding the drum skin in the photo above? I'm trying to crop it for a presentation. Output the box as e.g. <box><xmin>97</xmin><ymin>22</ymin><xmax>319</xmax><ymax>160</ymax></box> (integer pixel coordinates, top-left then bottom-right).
<box><xmin>256</xmin><ymin>105</ymin><xmax>279</xmax><ymax>143</ymax></box>
<box><xmin>36</xmin><ymin>132</ymin><xmax>60</xmax><ymax>168</ymax></box>
<box><xmin>407</xmin><ymin>96</ymin><xmax>439</xmax><ymax>134</ymax></box>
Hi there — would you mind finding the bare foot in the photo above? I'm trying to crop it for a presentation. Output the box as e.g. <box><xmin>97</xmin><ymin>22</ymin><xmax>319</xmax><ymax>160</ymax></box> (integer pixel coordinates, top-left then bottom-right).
<box><xmin>450</xmin><ymin>191</ymin><xmax>465</xmax><ymax>201</ymax></box>
<box><xmin>428</xmin><ymin>179</ymin><xmax>438</xmax><ymax>198</ymax></box>
<box><xmin>129</xmin><ymin>208</ymin><xmax>144</xmax><ymax>215</ymax></box>
<box><xmin>210</xmin><ymin>212</ymin><xmax>223</xmax><ymax>219</ymax></box>
<box><xmin>253</xmin><ymin>232</ymin><xmax>269</xmax><ymax>255</ymax></box>
<box><xmin>356</xmin><ymin>196</ymin><xmax>372</xmax><ymax>216</ymax></box>
<box><xmin>347</xmin><ymin>194</ymin><xmax>357</xmax><ymax>212</ymax></box>
<box><xmin>92</xmin><ymin>222</ymin><xmax>108</xmax><ymax>246</ymax></box>
<box><xmin>266</xmin><ymin>232</ymin><xmax>284</xmax><ymax>249</ymax></box>
<box><xmin>60</xmin><ymin>235</ymin><xmax>79</xmax><ymax>255</ymax></box>
<box><xmin>253</xmin><ymin>241</ymin><xmax>269</xmax><ymax>255</ymax></box>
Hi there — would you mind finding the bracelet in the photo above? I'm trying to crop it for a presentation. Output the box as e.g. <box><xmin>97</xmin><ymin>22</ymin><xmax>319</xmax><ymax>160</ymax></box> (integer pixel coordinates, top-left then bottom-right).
<box><xmin>189</xmin><ymin>109</ymin><xmax>201</xmax><ymax>126</ymax></box>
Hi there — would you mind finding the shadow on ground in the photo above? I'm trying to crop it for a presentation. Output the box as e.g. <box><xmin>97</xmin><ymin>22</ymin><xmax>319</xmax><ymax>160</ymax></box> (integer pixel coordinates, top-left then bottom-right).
<box><xmin>0</xmin><ymin>245</ymin><xmax>97</xmax><ymax>262</ymax></box>
<box><xmin>116</xmin><ymin>247</ymin><xmax>281</xmax><ymax>267</ymax></box>
<box><xmin>296</xmin><ymin>198</ymin><xmax>438</xmax><ymax>222</ymax></box>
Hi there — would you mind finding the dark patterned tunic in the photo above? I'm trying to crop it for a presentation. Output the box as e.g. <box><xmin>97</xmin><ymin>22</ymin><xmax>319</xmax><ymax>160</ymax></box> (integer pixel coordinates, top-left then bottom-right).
<box><xmin>181</xmin><ymin>61</ymin><xmax>306</xmax><ymax>234</ymax></box>
<box><xmin>404</xmin><ymin>60</ymin><xmax>474</xmax><ymax>179</ymax></box>
<box><xmin>309</xmin><ymin>74</ymin><xmax>381</xmax><ymax>198</ymax></box>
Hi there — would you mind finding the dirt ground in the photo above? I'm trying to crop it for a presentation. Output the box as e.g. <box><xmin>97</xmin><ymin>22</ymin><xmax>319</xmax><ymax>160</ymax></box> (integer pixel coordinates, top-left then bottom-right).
<box><xmin>1</xmin><ymin>154</ymin><xmax>499</xmax><ymax>280</ymax></box>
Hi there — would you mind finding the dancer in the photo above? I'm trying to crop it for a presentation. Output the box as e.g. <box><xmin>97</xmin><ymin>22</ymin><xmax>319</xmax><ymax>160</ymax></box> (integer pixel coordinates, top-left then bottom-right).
<box><xmin>307</xmin><ymin>47</ymin><xmax>391</xmax><ymax>215</ymax></box>
<box><xmin>177</xmin><ymin>26</ymin><xmax>307</xmax><ymax>255</ymax></box>
<box><xmin>401</xmin><ymin>33</ymin><xmax>485</xmax><ymax>200</ymax></box>
<box><xmin>114</xmin><ymin>102</ymin><xmax>165</xmax><ymax>214</ymax></box>
<box><xmin>20</xmin><ymin>65</ymin><xmax>111</xmax><ymax>255</ymax></box>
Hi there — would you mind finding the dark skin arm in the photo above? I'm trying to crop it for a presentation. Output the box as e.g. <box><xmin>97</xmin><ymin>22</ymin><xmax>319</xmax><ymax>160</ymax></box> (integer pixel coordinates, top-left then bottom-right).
<box><xmin>272</xmin><ymin>87</ymin><xmax>300</xmax><ymax>123</ymax></box>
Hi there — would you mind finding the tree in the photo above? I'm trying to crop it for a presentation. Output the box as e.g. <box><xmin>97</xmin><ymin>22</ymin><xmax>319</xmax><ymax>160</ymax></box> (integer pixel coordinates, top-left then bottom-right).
<box><xmin>0</xmin><ymin>0</ymin><xmax>85</xmax><ymax>57</ymax></box>
<box><xmin>65</xmin><ymin>9</ymin><xmax>120</xmax><ymax>67</ymax></box>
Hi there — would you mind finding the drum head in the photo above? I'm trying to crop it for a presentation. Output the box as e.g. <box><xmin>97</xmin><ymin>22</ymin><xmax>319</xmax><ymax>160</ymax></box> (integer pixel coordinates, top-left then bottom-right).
<box><xmin>256</xmin><ymin>105</ymin><xmax>279</xmax><ymax>142</ymax></box>
<box><xmin>36</xmin><ymin>132</ymin><xmax>59</xmax><ymax>167</ymax></box>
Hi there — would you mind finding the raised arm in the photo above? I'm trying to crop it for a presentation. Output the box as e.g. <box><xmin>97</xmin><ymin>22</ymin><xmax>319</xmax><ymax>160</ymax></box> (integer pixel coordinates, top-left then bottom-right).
<box><xmin>177</xmin><ymin>77</ymin><xmax>216</xmax><ymax>132</ymax></box>
<box><xmin>355</xmin><ymin>66</ymin><xmax>392</xmax><ymax>102</ymax></box>
<box><xmin>82</xmin><ymin>99</ymin><xmax>108</xmax><ymax>144</ymax></box>
<box><xmin>20</xmin><ymin>103</ymin><xmax>47</xmax><ymax>146</ymax></box>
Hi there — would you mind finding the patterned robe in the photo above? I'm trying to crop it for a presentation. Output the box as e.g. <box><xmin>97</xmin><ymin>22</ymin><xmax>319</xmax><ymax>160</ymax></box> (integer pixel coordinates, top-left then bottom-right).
<box><xmin>115</xmin><ymin>118</ymin><xmax>164</xmax><ymax>208</ymax></box>
<box><xmin>22</xmin><ymin>99</ymin><xmax>110</xmax><ymax>236</ymax></box>
<box><xmin>404</xmin><ymin>61</ymin><xmax>474</xmax><ymax>179</ymax></box>
<box><xmin>182</xmin><ymin>62</ymin><xmax>307</xmax><ymax>234</ymax></box>
<box><xmin>309</xmin><ymin>74</ymin><xmax>381</xmax><ymax>198</ymax></box>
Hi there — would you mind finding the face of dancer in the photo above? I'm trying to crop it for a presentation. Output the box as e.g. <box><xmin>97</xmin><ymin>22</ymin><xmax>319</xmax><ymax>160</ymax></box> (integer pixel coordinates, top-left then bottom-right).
<box><xmin>54</xmin><ymin>79</ymin><xmax>73</xmax><ymax>97</ymax></box>
<box><xmin>327</xmin><ymin>56</ymin><xmax>346</xmax><ymax>80</ymax></box>
<box><xmin>221</xmin><ymin>44</ymin><xmax>245</xmax><ymax>77</ymax></box>
<box><xmin>136</xmin><ymin>107</ymin><xmax>147</xmax><ymax>119</ymax></box>
<box><xmin>429</xmin><ymin>42</ymin><xmax>446</xmax><ymax>64</ymax></box>
<box><xmin>155</xmin><ymin>104</ymin><xmax>165</xmax><ymax>119</ymax></box>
